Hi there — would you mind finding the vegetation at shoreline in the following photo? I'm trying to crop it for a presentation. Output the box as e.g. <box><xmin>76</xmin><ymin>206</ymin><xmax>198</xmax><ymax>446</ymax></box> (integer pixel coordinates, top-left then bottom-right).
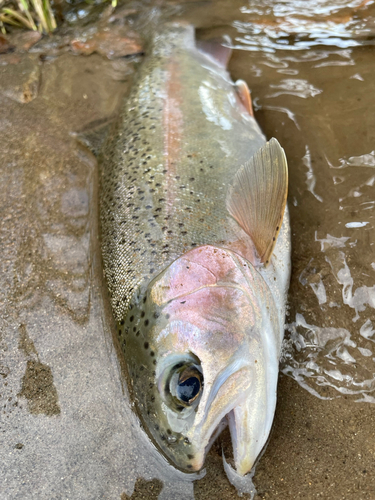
<box><xmin>0</xmin><ymin>0</ymin><xmax>116</xmax><ymax>35</ymax></box>
<box><xmin>0</xmin><ymin>0</ymin><xmax>56</xmax><ymax>34</ymax></box>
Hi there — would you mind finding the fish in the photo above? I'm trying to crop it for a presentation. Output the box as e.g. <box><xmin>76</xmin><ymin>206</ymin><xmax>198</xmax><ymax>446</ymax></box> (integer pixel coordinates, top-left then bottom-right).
<box><xmin>99</xmin><ymin>23</ymin><xmax>291</xmax><ymax>478</ymax></box>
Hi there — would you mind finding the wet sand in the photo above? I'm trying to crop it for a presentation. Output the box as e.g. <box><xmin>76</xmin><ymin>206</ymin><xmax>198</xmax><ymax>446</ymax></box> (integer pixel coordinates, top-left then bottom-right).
<box><xmin>1</xmin><ymin>1</ymin><xmax>375</xmax><ymax>498</ymax></box>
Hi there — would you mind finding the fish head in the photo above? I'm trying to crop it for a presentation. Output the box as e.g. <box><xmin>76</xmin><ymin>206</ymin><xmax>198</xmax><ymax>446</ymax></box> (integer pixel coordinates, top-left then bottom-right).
<box><xmin>122</xmin><ymin>245</ymin><xmax>279</xmax><ymax>475</ymax></box>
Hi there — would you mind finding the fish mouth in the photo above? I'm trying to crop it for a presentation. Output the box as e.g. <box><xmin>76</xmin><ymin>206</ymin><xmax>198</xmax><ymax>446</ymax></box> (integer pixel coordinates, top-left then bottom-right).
<box><xmin>188</xmin><ymin>400</ymin><xmax>274</xmax><ymax>477</ymax></box>
<box><xmin>185</xmin><ymin>356</ymin><xmax>277</xmax><ymax>476</ymax></box>
<box><xmin>185</xmin><ymin>360</ymin><xmax>253</xmax><ymax>472</ymax></box>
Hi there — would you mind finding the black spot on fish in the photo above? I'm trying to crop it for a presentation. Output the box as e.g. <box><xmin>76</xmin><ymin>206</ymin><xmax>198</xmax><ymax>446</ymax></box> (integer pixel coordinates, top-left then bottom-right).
<box><xmin>144</xmin><ymin>342</ymin><xmax>149</xmax><ymax>349</ymax></box>
<box><xmin>187</xmin><ymin>454</ymin><xmax>194</xmax><ymax>460</ymax></box>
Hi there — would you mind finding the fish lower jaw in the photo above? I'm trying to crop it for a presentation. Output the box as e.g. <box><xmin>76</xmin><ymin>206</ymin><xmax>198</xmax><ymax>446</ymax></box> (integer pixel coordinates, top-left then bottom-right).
<box><xmin>187</xmin><ymin>416</ymin><xmax>228</xmax><ymax>471</ymax></box>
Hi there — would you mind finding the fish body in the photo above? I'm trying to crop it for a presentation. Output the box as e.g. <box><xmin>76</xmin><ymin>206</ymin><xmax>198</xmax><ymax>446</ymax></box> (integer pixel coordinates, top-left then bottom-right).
<box><xmin>100</xmin><ymin>24</ymin><xmax>291</xmax><ymax>476</ymax></box>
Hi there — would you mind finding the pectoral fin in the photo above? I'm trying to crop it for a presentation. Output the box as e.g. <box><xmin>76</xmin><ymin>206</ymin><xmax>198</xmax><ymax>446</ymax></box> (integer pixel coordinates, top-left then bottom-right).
<box><xmin>226</xmin><ymin>138</ymin><xmax>288</xmax><ymax>265</ymax></box>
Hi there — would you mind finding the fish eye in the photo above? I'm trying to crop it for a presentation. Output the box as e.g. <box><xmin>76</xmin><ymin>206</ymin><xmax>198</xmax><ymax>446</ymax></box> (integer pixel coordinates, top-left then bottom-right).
<box><xmin>176</xmin><ymin>366</ymin><xmax>203</xmax><ymax>405</ymax></box>
<box><xmin>167</xmin><ymin>363</ymin><xmax>203</xmax><ymax>409</ymax></box>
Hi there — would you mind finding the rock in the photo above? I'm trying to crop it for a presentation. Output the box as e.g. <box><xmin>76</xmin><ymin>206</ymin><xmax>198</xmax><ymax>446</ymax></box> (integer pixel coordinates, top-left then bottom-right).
<box><xmin>70</xmin><ymin>28</ymin><xmax>143</xmax><ymax>59</ymax></box>
<box><xmin>0</xmin><ymin>54</ymin><xmax>41</xmax><ymax>103</ymax></box>
<box><xmin>7</xmin><ymin>31</ymin><xmax>42</xmax><ymax>52</ymax></box>
<box><xmin>0</xmin><ymin>34</ymin><xmax>11</xmax><ymax>54</ymax></box>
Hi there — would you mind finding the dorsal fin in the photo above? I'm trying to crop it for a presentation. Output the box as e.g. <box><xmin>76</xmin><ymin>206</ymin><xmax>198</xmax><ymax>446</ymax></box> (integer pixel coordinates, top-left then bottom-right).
<box><xmin>196</xmin><ymin>35</ymin><xmax>232</xmax><ymax>68</ymax></box>
<box><xmin>235</xmin><ymin>79</ymin><xmax>254</xmax><ymax>116</ymax></box>
<box><xmin>226</xmin><ymin>138</ymin><xmax>288</xmax><ymax>266</ymax></box>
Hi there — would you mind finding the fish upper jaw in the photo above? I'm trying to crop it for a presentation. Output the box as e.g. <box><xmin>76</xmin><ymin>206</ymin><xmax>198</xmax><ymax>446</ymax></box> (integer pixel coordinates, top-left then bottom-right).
<box><xmin>227</xmin><ymin>329</ymin><xmax>279</xmax><ymax>476</ymax></box>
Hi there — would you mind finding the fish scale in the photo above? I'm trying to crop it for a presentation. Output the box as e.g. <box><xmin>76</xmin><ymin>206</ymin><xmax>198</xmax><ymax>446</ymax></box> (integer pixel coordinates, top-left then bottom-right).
<box><xmin>100</xmin><ymin>25</ymin><xmax>265</xmax><ymax>322</ymax></box>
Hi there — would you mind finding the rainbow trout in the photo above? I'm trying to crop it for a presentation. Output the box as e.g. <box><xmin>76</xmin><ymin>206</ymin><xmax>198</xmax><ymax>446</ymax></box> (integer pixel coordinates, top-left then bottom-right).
<box><xmin>100</xmin><ymin>24</ymin><xmax>291</xmax><ymax>476</ymax></box>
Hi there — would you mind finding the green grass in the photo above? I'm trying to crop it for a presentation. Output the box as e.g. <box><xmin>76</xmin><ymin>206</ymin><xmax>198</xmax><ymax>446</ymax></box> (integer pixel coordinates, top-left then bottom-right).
<box><xmin>0</xmin><ymin>0</ymin><xmax>57</xmax><ymax>34</ymax></box>
<box><xmin>0</xmin><ymin>0</ymin><xmax>117</xmax><ymax>35</ymax></box>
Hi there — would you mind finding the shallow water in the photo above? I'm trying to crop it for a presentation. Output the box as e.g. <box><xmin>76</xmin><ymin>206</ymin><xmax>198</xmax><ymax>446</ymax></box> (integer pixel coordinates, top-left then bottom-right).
<box><xmin>1</xmin><ymin>0</ymin><xmax>375</xmax><ymax>498</ymax></box>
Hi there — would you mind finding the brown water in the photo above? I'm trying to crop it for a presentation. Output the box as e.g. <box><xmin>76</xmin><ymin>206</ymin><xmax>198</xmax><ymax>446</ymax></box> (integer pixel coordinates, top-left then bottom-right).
<box><xmin>1</xmin><ymin>0</ymin><xmax>375</xmax><ymax>498</ymax></box>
